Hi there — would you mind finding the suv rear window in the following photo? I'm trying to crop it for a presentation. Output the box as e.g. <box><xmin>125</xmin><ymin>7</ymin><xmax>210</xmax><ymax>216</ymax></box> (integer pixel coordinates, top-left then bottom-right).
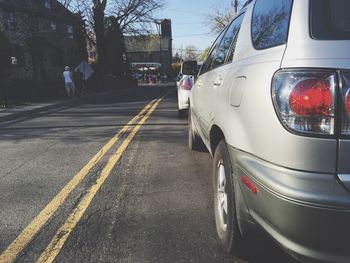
<box><xmin>251</xmin><ymin>0</ymin><xmax>293</xmax><ymax>50</ymax></box>
<box><xmin>310</xmin><ymin>0</ymin><xmax>350</xmax><ymax>40</ymax></box>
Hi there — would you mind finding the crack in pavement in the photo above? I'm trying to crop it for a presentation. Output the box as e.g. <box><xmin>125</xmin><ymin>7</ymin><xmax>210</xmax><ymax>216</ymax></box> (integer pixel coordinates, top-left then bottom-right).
<box><xmin>0</xmin><ymin>141</ymin><xmax>61</xmax><ymax>180</ymax></box>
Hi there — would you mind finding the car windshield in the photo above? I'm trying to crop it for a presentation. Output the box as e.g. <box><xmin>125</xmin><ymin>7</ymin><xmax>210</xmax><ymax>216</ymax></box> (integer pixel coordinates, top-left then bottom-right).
<box><xmin>310</xmin><ymin>0</ymin><xmax>350</xmax><ymax>40</ymax></box>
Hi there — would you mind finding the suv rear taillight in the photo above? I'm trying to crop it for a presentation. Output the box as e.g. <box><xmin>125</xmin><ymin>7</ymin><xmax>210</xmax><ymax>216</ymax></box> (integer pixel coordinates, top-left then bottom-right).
<box><xmin>181</xmin><ymin>78</ymin><xmax>192</xmax><ymax>90</ymax></box>
<box><xmin>341</xmin><ymin>73</ymin><xmax>350</xmax><ymax>135</ymax></box>
<box><xmin>272</xmin><ymin>70</ymin><xmax>336</xmax><ymax>136</ymax></box>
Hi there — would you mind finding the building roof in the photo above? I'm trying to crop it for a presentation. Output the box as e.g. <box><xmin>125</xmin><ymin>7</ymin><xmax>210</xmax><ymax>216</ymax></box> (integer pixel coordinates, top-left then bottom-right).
<box><xmin>0</xmin><ymin>0</ymin><xmax>80</xmax><ymax>23</ymax></box>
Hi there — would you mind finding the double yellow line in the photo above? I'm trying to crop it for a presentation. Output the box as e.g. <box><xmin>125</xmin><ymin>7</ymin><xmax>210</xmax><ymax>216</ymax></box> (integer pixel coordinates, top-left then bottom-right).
<box><xmin>0</xmin><ymin>93</ymin><xmax>167</xmax><ymax>263</ymax></box>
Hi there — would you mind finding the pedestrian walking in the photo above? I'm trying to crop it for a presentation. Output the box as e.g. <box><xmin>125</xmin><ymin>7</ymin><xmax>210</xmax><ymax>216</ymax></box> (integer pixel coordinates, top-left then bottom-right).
<box><xmin>62</xmin><ymin>66</ymin><xmax>76</xmax><ymax>98</ymax></box>
<box><xmin>74</xmin><ymin>69</ymin><xmax>84</xmax><ymax>97</ymax></box>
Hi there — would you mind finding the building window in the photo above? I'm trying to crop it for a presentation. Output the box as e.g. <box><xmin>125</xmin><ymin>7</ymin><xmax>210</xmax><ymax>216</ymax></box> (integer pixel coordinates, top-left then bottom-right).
<box><xmin>51</xmin><ymin>21</ymin><xmax>57</xmax><ymax>31</ymax></box>
<box><xmin>4</xmin><ymin>12</ymin><xmax>16</xmax><ymax>31</ymax></box>
<box><xmin>67</xmin><ymin>25</ymin><xmax>74</xmax><ymax>39</ymax></box>
<box><xmin>44</xmin><ymin>0</ymin><xmax>53</xmax><ymax>9</ymax></box>
<box><xmin>32</xmin><ymin>17</ymin><xmax>39</xmax><ymax>33</ymax></box>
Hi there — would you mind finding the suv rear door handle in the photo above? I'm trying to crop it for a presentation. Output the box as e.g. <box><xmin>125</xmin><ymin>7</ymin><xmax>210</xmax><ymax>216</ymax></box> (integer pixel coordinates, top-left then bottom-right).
<box><xmin>214</xmin><ymin>77</ymin><xmax>223</xmax><ymax>87</ymax></box>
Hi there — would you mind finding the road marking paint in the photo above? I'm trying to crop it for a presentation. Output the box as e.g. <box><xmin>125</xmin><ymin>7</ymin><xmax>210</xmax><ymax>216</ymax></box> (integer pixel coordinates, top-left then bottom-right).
<box><xmin>36</xmin><ymin>97</ymin><xmax>163</xmax><ymax>263</ymax></box>
<box><xmin>0</xmin><ymin>99</ymin><xmax>157</xmax><ymax>263</ymax></box>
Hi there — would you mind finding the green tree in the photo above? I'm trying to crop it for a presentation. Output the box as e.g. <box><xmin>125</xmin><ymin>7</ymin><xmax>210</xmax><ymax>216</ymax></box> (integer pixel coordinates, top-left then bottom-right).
<box><xmin>199</xmin><ymin>47</ymin><xmax>210</xmax><ymax>61</ymax></box>
<box><xmin>105</xmin><ymin>16</ymin><xmax>126</xmax><ymax>78</ymax></box>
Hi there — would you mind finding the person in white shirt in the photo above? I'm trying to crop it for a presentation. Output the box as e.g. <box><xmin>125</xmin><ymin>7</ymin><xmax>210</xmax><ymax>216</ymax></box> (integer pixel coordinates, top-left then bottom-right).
<box><xmin>62</xmin><ymin>66</ymin><xmax>76</xmax><ymax>98</ymax></box>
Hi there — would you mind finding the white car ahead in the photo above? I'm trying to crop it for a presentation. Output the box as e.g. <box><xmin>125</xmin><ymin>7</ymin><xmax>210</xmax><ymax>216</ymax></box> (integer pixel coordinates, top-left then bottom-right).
<box><xmin>177</xmin><ymin>62</ymin><xmax>202</xmax><ymax>117</ymax></box>
<box><xmin>177</xmin><ymin>75</ymin><xmax>194</xmax><ymax>117</ymax></box>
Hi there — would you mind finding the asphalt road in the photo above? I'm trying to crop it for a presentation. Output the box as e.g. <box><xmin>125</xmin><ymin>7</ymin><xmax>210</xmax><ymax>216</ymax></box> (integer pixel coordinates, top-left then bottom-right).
<box><xmin>0</xmin><ymin>85</ymin><xmax>299</xmax><ymax>263</ymax></box>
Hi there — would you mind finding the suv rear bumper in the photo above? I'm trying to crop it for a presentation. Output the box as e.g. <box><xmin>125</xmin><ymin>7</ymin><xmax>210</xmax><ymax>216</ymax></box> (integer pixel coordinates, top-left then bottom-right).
<box><xmin>228</xmin><ymin>146</ymin><xmax>350</xmax><ymax>263</ymax></box>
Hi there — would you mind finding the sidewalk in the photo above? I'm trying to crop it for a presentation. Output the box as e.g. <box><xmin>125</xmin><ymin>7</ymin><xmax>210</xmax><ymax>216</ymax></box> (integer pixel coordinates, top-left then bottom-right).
<box><xmin>0</xmin><ymin>97</ymin><xmax>83</xmax><ymax>124</ymax></box>
<box><xmin>0</xmin><ymin>87</ymin><xmax>140</xmax><ymax>123</ymax></box>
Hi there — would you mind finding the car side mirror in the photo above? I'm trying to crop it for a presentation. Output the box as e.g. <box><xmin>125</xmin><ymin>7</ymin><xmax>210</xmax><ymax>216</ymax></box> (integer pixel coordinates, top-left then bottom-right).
<box><xmin>181</xmin><ymin>61</ymin><xmax>198</xmax><ymax>76</ymax></box>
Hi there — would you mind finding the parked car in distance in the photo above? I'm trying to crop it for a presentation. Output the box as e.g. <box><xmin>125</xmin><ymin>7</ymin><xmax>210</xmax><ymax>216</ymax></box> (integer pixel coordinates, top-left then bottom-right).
<box><xmin>177</xmin><ymin>61</ymin><xmax>202</xmax><ymax>117</ymax></box>
<box><xmin>186</xmin><ymin>0</ymin><xmax>350</xmax><ymax>262</ymax></box>
<box><xmin>131</xmin><ymin>72</ymin><xmax>143</xmax><ymax>80</ymax></box>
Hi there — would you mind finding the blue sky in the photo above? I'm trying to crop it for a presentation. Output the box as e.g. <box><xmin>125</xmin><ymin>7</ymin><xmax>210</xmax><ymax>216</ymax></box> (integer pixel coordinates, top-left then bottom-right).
<box><xmin>157</xmin><ymin>0</ymin><xmax>233</xmax><ymax>55</ymax></box>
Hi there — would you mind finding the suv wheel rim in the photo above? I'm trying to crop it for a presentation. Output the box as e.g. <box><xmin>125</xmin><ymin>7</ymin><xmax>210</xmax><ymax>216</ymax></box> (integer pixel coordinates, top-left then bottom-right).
<box><xmin>217</xmin><ymin>160</ymin><xmax>228</xmax><ymax>232</ymax></box>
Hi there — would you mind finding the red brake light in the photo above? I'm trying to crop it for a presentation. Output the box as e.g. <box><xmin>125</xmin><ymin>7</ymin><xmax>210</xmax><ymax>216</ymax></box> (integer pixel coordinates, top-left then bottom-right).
<box><xmin>289</xmin><ymin>79</ymin><xmax>332</xmax><ymax>116</ymax></box>
<box><xmin>341</xmin><ymin>73</ymin><xmax>350</xmax><ymax>135</ymax></box>
<box><xmin>181</xmin><ymin>79</ymin><xmax>191</xmax><ymax>90</ymax></box>
<box><xmin>345</xmin><ymin>90</ymin><xmax>350</xmax><ymax>117</ymax></box>
<box><xmin>272</xmin><ymin>70</ymin><xmax>336</xmax><ymax>136</ymax></box>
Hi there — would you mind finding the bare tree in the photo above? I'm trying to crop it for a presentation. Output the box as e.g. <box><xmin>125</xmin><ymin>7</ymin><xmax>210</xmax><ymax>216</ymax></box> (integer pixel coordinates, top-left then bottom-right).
<box><xmin>208</xmin><ymin>7</ymin><xmax>234</xmax><ymax>34</ymax></box>
<box><xmin>57</xmin><ymin>0</ymin><xmax>72</xmax><ymax>8</ymax></box>
<box><xmin>59</xmin><ymin>0</ymin><xmax>165</xmax><ymax>38</ymax></box>
<box><xmin>184</xmin><ymin>45</ymin><xmax>199</xmax><ymax>60</ymax></box>
<box><xmin>208</xmin><ymin>0</ymin><xmax>241</xmax><ymax>34</ymax></box>
<box><xmin>57</xmin><ymin>0</ymin><xmax>165</xmax><ymax>77</ymax></box>
<box><xmin>109</xmin><ymin>0</ymin><xmax>165</xmax><ymax>35</ymax></box>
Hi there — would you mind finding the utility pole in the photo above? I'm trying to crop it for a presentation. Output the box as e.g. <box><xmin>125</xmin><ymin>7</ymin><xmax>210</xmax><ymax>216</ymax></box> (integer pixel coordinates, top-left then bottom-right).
<box><xmin>232</xmin><ymin>0</ymin><xmax>238</xmax><ymax>16</ymax></box>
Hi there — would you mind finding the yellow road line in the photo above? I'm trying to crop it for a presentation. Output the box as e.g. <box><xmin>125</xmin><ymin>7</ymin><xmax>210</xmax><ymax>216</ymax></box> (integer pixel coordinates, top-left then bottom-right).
<box><xmin>0</xmin><ymin>99</ymin><xmax>157</xmax><ymax>263</ymax></box>
<box><xmin>36</xmin><ymin>97</ymin><xmax>163</xmax><ymax>263</ymax></box>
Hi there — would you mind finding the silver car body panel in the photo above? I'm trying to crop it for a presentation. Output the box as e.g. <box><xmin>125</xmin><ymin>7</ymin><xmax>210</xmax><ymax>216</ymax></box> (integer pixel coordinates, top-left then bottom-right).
<box><xmin>282</xmin><ymin>1</ymin><xmax>350</xmax><ymax>70</ymax></box>
<box><xmin>282</xmin><ymin>1</ymin><xmax>350</xmax><ymax>177</ymax></box>
<box><xmin>190</xmin><ymin>0</ymin><xmax>350</xmax><ymax>261</ymax></box>
<box><xmin>338</xmin><ymin>174</ymin><xmax>350</xmax><ymax>192</ymax></box>
<box><xmin>193</xmin><ymin>2</ymin><xmax>337</xmax><ymax>173</ymax></box>
<box><xmin>230</xmin><ymin>146</ymin><xmax>350</xmax><ymax>263</ymax></box>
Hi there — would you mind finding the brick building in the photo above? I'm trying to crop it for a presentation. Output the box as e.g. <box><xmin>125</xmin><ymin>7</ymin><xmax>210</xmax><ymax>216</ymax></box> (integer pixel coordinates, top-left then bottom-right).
<box><xmin>0</xmin><ymin>0</ymin><xmax>87</xmax><ymax>100</ymax></box>
<box><xmin>125</xmin><ymin>19</ymin><xmax>173</xmax><ymax>74</ymax></box>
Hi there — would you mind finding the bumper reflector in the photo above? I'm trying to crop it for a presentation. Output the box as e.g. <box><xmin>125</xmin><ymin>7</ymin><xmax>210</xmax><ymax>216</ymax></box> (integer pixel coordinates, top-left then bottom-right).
<box><xmin>241</xmin><ymin>176</ymin><xmax>257</xmax><ymax>194</ymax></box>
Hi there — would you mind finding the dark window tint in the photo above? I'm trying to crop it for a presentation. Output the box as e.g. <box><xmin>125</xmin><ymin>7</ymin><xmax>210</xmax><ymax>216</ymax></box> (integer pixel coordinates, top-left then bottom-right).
<box><xmin>251</xmin><ymin>0</ymin><xmax>293</xmax><ymax>49</ymax></box>
<box><xmin>310</xmin><ymin>0</ymin><xmax>350</xmax><ymax>40</ymax></box>
<box><xmin>212</xmin><ymin>13</ymin><xmax>244</xmax><ymax>68</ymax></box>
<box><xmin>226</xmin><ymin>14</ymin><xmax>244</xmax><ymax>62</ymax></box>
<box><xmin>200</xmin><ymin>30</ymin><xmax>225</xmax><ymax>75</ymax></box>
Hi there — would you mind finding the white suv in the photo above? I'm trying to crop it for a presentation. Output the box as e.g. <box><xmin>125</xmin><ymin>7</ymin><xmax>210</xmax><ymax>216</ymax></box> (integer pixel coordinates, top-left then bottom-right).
<box><xmin>185</xmin><ymin>0</ymin><xmax>350</xmax><ymax>262</ymax></box>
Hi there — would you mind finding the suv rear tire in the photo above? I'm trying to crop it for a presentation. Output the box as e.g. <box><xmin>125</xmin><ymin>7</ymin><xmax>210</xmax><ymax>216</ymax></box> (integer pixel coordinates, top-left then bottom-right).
<box><xmin>213</xmin><ymin>140</ymin><xmax>243</xmax><ymax>254</ymax></box>
<box><xmin>178</xmin><ymin>109</ymin><xmax>187</xmax><ymax>118</ymax></box>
